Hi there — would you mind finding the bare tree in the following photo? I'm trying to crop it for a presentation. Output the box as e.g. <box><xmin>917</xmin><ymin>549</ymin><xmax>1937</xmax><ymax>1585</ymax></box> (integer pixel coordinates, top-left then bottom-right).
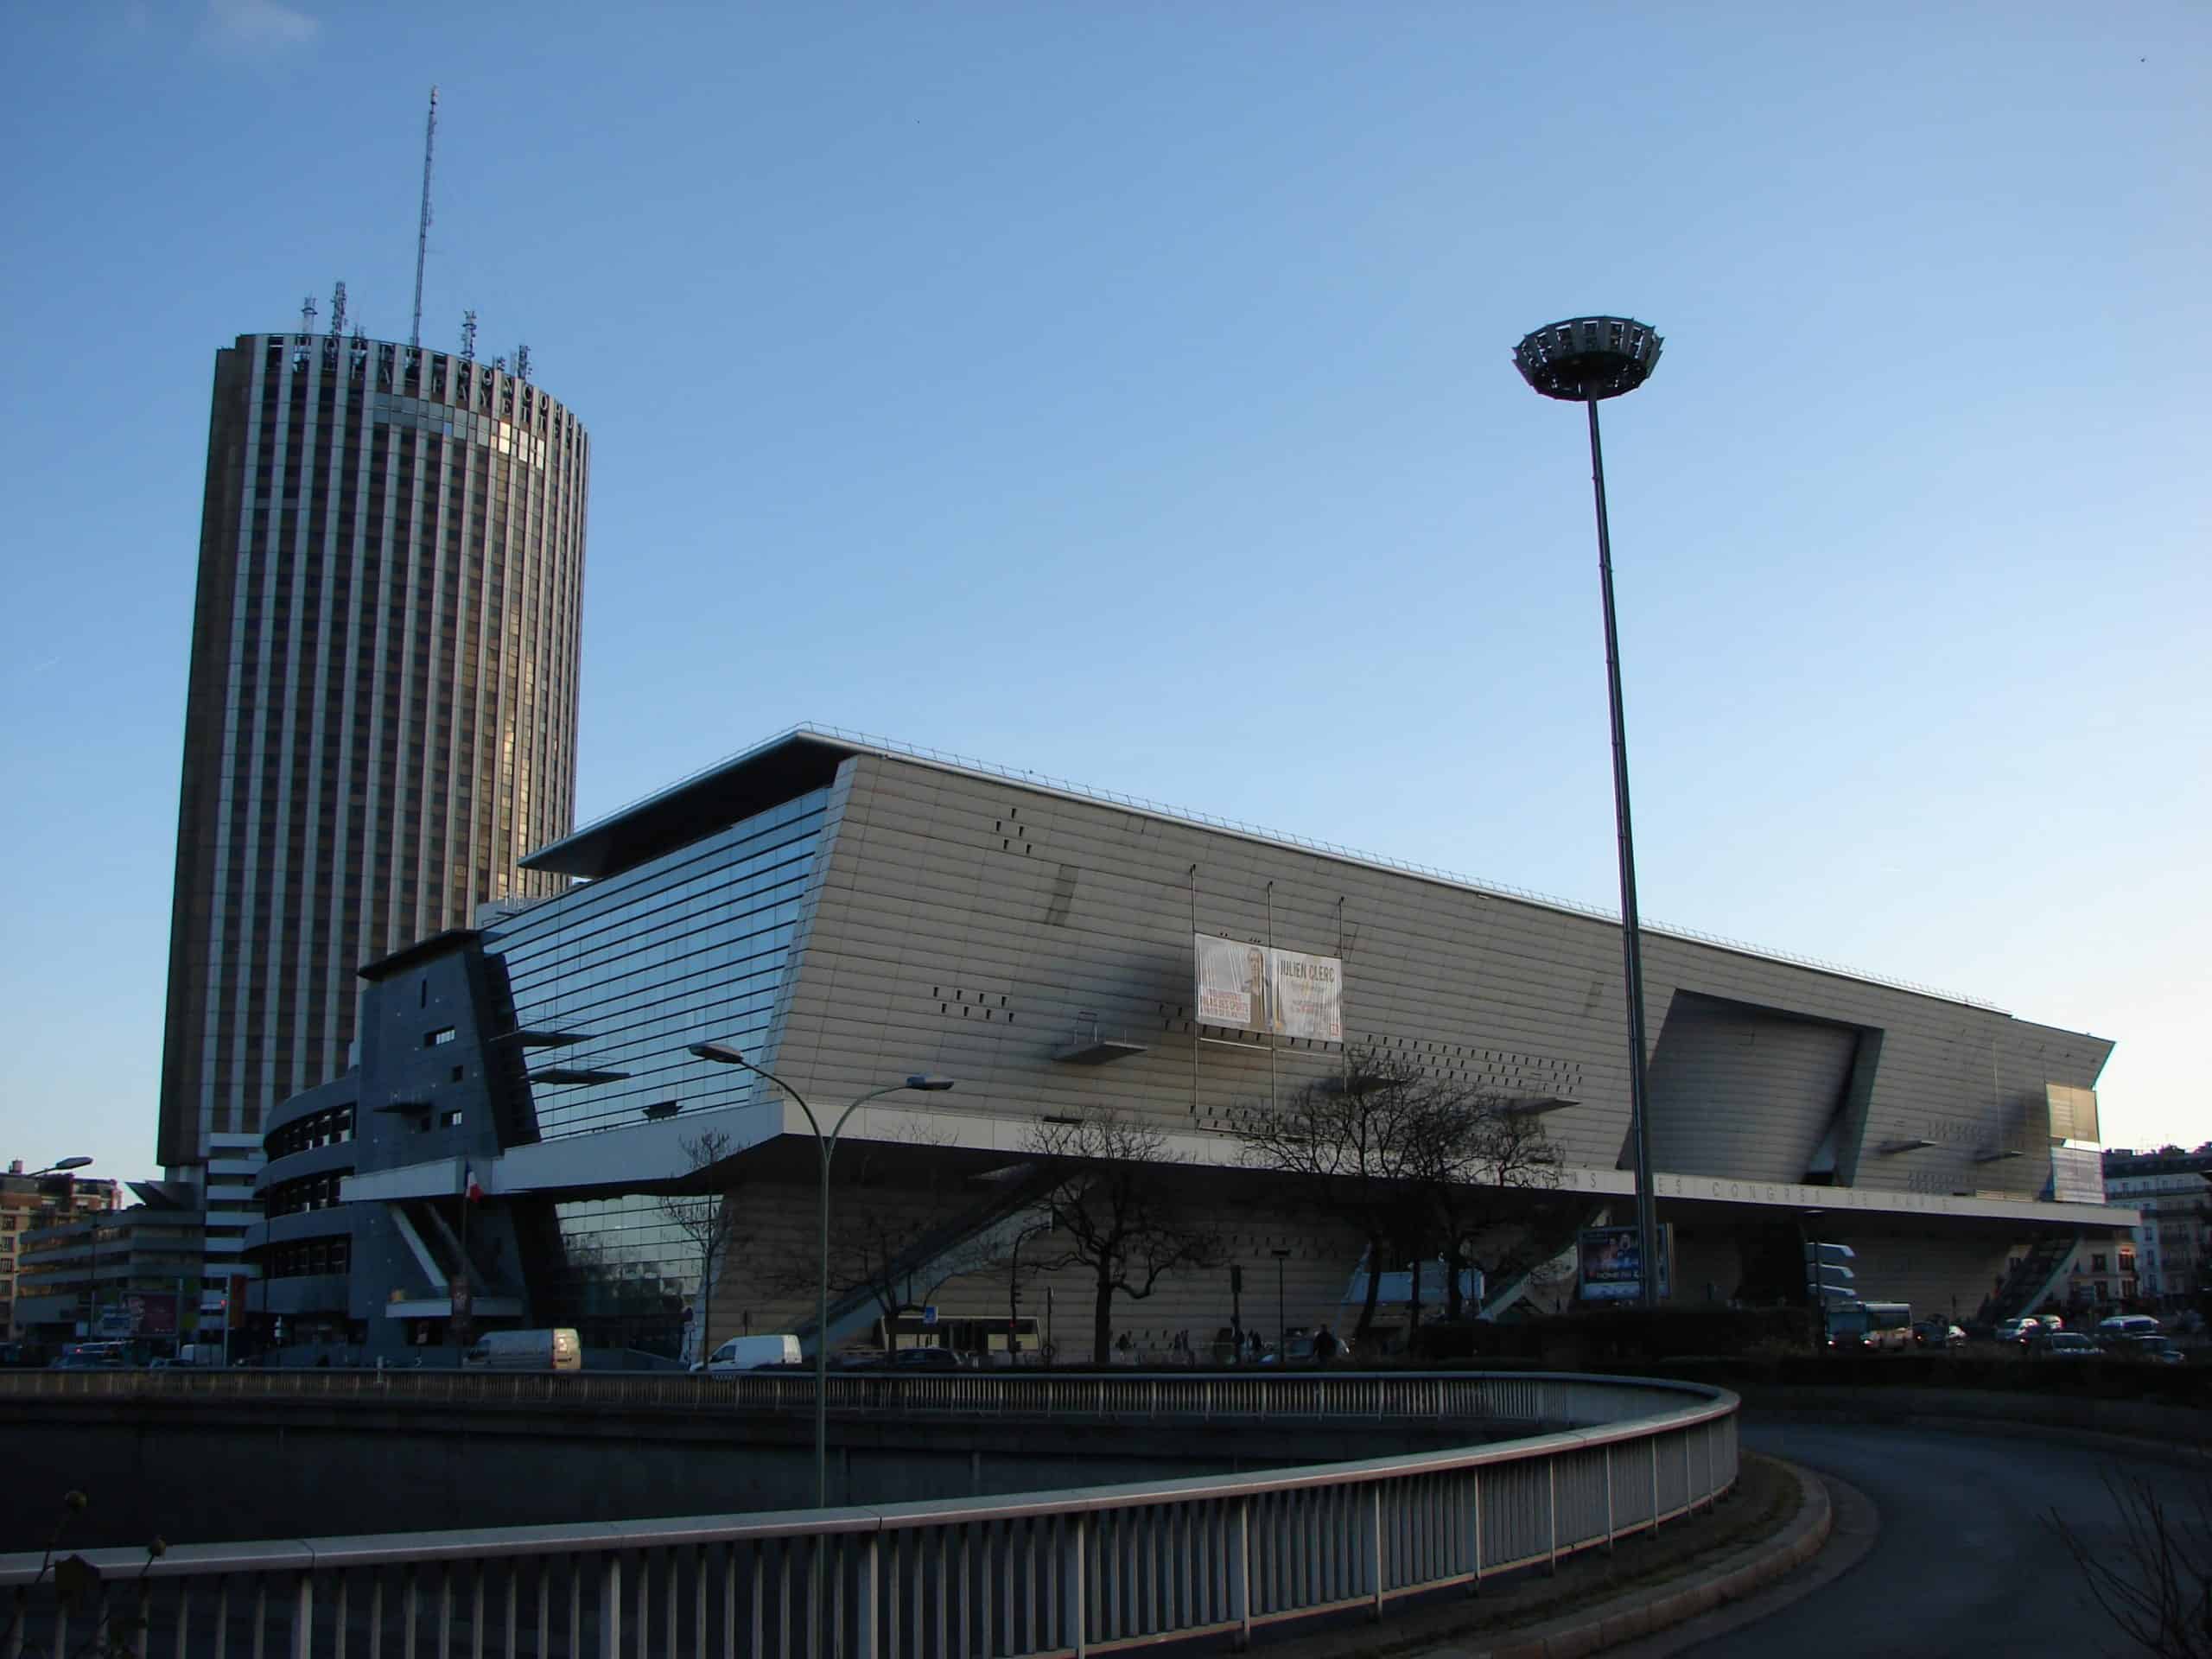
<box><xmin>804</xmin><ymin>1128</ymin><xmax>1019</xmax><ymax>1339</ymax></box>
<box><xmin>1234</xmin><ymin>1051</ymin><xmax>1430</xmax><ymax>1339</ymax></box>
<box><xmin>1026</xmin><ymin>1109</ymin><xmax>1221</xmax><ymax>1363</ymax></box>
<box><xmin>656</xmin><ymin>1128</ymin><xmax>749</xmax><ymax>1363</ymax></box>
<box><xmin>999</xmin><ymin>1206</ymin><xmax>1072</xmax><ymax>1363</ymax></box>
<box><xmin>2050</xmin><ymin>1458</ymin><xmax>2212</xmax><ymax>1656</ymax></box>
<box><xmin>1402</xmin><ymin>1089</ymin><xmax>1566</xmax><ymax>1319</ymax></box>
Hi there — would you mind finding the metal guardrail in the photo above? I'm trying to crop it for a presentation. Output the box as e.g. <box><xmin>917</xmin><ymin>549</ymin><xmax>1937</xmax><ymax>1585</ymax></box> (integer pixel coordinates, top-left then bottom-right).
<box><xmin>0</xmin><ymin>1365</ymin><xmax>1669</xmax><ymax>1424</ymax></box>
<box><xmin>0</xmin><ymin>1370</ymin><xmax>1735</xmax><ymax>1658</ymax></box>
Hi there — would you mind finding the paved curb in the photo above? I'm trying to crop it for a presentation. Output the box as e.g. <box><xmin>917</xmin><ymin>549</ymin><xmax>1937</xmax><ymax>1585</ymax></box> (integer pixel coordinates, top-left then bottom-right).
<box><xmin>1439</xmin><ymin>1462</ymin><xmax>1833</xmax><ymax>1659</ymax></box>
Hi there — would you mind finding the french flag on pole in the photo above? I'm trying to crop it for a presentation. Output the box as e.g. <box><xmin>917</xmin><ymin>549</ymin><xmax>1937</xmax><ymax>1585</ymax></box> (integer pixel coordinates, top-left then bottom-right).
<box><xmin>464</xmin><ymin>1162</ymin><xmax>484</xmax><ymax>1204</ymax></box>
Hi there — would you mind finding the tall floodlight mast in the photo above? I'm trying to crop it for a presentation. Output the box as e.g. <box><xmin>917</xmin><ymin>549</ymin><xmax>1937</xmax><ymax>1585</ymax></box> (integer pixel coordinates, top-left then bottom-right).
<box><xmin>410</xmin><ymin>86</ymin><xmax>438</xmax><ymax>351</ymax></box>
<box><xmin>1512</xmin><ymin>315</ymin><xmax>1666</xmax><ymax>1308</ymax></box>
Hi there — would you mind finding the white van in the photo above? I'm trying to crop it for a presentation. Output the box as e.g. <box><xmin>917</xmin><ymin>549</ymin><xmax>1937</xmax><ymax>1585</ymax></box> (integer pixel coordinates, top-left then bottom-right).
<box><xmin>693</xmin><ymin>1334</ymin><xmax>803</xmax><ymax>1375</ymax></box>
<box><xmin>463</xmin><ymin>1328</ymin><xmax>582</xmax><ymax>1372</ymax></box>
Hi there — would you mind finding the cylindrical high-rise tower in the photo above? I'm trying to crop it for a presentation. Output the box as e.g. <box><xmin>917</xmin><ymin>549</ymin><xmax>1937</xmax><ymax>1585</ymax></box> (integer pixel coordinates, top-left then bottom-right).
<box><xmin>159</xmin><ymin>327</ymin><xmax>590</xmax><ymax>1167</ymax></box>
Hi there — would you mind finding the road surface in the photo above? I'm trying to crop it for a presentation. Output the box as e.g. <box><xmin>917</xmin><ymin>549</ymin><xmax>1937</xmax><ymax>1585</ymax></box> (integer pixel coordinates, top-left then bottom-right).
<box><xmin>1634</xmin><ymin>1420</ymin><xmax>2200</xmax><ymax>1658</ymax></box>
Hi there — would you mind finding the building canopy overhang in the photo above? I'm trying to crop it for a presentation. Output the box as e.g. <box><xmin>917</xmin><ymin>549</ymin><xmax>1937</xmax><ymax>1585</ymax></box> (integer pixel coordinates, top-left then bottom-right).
<box><xmin>521</xmin><ymin>732</ymin><xmax>851</xmax><ymax>880</ymax></box>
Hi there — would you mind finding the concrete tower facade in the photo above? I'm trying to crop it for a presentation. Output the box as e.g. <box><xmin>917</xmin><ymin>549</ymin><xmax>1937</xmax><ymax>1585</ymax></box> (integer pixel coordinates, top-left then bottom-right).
<box><xmin>159</xmin><ymin>327</ymin><xmax>589</xmax><ymax>1168</ymax></box>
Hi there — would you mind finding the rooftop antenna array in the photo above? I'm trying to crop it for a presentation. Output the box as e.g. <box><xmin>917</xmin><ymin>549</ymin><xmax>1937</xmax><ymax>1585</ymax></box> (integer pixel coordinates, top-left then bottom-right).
<box><xmin>410</xmin><ymin>86</ymin><xmax>438</xmax><ymax>351</ymax></box>
<box><xmin>329</xmin><ymin>281</ymin><xmax>347</xmax><ymax>339</ymax></box>
<box><xmin>299</xmin><ymin>294</ymin><xmax>317</xmax><ymax>334</ymax></box>
<box><xmin>461</xmin><ymin>310</ymin><xmax>478</xmax><ymax>361</ymax></box>
<box><xmin>514</xmin><ymin>344</ymin><xmax>531</xmax><ymax>383</ymax></box>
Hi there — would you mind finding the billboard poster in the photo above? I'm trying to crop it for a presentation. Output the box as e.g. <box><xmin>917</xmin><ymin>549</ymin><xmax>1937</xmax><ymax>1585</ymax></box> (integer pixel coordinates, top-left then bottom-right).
<box><xmin>1193</xmin><ymin>935</ymin><xmax>1345</xmax><ymax>1042</ymax></box>
<box><xmin>124</xmin><ymin>1293</ymin><xmax>178</xmax><ymax>1337</ymax></box>
<box><xmin>1577</xmin><ymin>1225</ymin><xmax>1673</xmax><ymax>1302</ymax></box>
<box><xmin>1195</xmin><ymin>934</ymin><xmax>1268</xmax><ymax>1030</ymax></box>
<box><xmin>1266</xmin><ymin>948</ymin><xmax>1344</xmax><ymax>1043</ymax></box>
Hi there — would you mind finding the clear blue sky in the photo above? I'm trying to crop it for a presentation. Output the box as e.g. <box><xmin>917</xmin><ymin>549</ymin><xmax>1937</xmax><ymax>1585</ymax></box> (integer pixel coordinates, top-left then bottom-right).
<box><xmin>2</xmin><ymin>3</ymin><xmax>2204</xmax><ymax>1185</ymax></box>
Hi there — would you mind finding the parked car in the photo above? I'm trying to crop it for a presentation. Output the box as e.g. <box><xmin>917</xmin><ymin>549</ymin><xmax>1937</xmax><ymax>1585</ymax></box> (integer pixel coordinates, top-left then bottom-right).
<box><xmin>693</xmin><ymin>1334</ymin><xmax>804</xmax><ymax>1375</ymax></box>
<box><xmin>2029</xmin><ymin>1332</ymin><xmax>2103</xmax><ymax>1361</ymax></box>
<box><xmin>1912</xmin><ymin>1319</ymin><xmax>1966</xmax><ymax>1348</ymax></box>
<box><xmin>1994</xmin><ymin>1318</ymin><xmax>2041</xmax><ymax>1344</ymax></box>
<box><xmin>2113</xmin><ymin>1335</ymin><xmax>2186</xmax><ymax>1366</ymax></box>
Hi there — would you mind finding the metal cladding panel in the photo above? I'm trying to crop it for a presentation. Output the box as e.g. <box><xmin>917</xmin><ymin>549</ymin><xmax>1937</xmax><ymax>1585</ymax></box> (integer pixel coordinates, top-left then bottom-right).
<box><xmin>767</xmin><ymin>753</ymin><xmax>2113</xmax><ymax>1193</ymax></box>
<box><xmin>1642</xmin><ymin>993</ymin><xmax>1858</xmax><ymax>1185</ymax></box>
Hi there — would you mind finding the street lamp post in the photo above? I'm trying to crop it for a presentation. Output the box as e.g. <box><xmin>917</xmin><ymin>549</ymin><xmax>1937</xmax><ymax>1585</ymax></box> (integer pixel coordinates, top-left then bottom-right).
<box><xmin>1271</xmin><ymin>1247</ymin><xmax>1291</xmax><ymax>1356</ymax></box>
<box><xmin>690</xmin><ymin>1041</ymin><xmax>952</xmax><ymax>1508</ymax></box>
<box><xmin>1514</xmin><ymin>315</ymin><xmax>1666</xmax><ymax>1310</ymax></box>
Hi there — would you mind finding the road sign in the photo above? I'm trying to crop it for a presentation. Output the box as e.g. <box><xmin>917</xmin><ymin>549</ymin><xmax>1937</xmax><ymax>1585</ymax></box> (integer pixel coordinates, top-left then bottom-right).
<box><xmin>1805</xmin><ymin>1241</ymin><xmax>1856</xmax><ymax>1302</ymax></box>
<box><xmin>921</xmin><ymin>1306</ymin><xmax>938</xmax><ymax>1327</ymax></box>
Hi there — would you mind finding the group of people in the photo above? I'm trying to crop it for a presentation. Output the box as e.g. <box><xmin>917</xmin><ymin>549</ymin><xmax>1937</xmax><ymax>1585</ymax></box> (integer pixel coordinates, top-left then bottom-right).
<box><xmin>1109</xmin><ymin>1325</ymin><xmax>1344</xmax><ymax>1365</ymax></box>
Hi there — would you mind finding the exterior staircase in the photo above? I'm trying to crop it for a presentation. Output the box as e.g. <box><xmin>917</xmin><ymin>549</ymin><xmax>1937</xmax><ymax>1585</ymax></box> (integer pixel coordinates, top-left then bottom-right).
<box><xmin>1980</xmin><ymin>1229</ymin><xmax>2082</xmax><ymax>1323</ymax></box>
<box><xmin>1479</xmin><ymin>1203</ymin><xmax>1611</xmax><ymax>1318</ymax></box>
<box><xmin>795</xmin><ymin>1161</ymin><xmax>1067</xmax><ymax>1354</ymax></box>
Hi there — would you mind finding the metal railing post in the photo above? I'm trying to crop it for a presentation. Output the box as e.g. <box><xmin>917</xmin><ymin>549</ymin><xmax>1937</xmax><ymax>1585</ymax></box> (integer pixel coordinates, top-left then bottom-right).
<box><xmin>1547</xmin><ymin>1460</ymin><xmax>1559</xmax><ymax>1575</ymax></box>
<box><xmin>1650</xmin><ymin>1436</ymin><xmax>1662</xmax><ymax>1532</ymax></box>
<box><xmin>290</xmin><ymin>1571</ymin><xmax>314</xmax><ymax>1659</ymax></box>
<box><xmin>1063</xmin><ymin>1514</ymin><xmax>1088</xmax><ymax>1658</ymax></box>
<box><xmin>1231</xmin><ymin>1499</ymin><xmax>1252</xmax><ymax>1651</ymax></box>
<box><xmin>1470</xmin><ymin>1467</ymin><xmax>1484</xmax><ymax>1597</ymax></box>
<box><xmin>1604</xmin><ymin>1443</ymin><xmax>1616</xmax><ymax>1553</ymax></box>
<box><xmin>599</xmin><ymin>1554</ymin><xmax>621</xmax><ymax>1659</ymax></box>
<box><xmin>853</xmin><ymin>1535</ymin><xmax>877</xmax><ymax>1659</ymax></box>
<box><xmin>1369</xmin><ymin>1485</ymin><xmax>1385</xmax><ymax>1621</ymax></box>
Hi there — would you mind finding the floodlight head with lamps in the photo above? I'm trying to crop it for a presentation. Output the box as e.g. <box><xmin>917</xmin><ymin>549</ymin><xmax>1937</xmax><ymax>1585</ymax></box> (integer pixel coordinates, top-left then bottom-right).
<box><xmin>1513</xmin><ymin>316</ymin><xmax>1662</xmax><ymax>403</ymax></box>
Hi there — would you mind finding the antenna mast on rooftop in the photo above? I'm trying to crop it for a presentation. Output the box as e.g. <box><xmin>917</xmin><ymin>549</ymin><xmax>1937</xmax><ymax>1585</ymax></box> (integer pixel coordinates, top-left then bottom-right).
<box><xmin>410</xmin><ymin>86</ymin><xmax>438</xmax><ymax>351</ymax></box>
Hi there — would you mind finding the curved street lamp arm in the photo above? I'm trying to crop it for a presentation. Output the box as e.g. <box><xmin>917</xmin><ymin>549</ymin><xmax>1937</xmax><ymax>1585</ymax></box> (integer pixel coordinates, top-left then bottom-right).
<box><xmin>710</xmin><ymin>1049</ymin><xmax>824</xmax><ymax>1141</ymax></box>
<box><xmin>827</xmin><ymin>1083</ymin><xmax>910</xmax><ymax>1150</ymax></box>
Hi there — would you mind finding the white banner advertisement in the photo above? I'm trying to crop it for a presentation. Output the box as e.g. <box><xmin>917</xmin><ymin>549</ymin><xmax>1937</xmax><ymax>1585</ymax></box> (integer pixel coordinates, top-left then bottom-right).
<box><xmin>1194</xmin><ymin>935</ymin><xmax>1268</xmax><ymax>1030</ymax></box>
<box><xmin>1192</xmin><ymin>934</ymin><xmax>1344</xmax><ymax>1043</ymax></box>
<box><xmin>1266</xmin><ymin>947</ymin><xmax>1344</xmax><ymax>1043</ymax></box>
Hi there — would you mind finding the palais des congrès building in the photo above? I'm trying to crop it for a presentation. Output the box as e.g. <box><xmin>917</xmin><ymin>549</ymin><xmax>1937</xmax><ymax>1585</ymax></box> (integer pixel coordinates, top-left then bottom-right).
<box><xmin>243</xmin><ymin>727</ymin><xmax>2133</xmax><ymax>1364</ymax></box>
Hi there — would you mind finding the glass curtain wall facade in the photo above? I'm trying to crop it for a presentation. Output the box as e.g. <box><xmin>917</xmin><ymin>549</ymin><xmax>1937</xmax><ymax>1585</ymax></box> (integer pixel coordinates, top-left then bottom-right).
<box><xmin>485</xmin><ymin>787</ymin><xmax>832</xmax><ymax>1141</ymax></box>
<box><xmin>159</xmin><ymin>328</ymin><xmax>589</xmax><ymax>1168</ymax></box>
<box><xmin>485</xmin><ymin>787</ymin><xmax>835</xmax><ymax>1355</ymax></box>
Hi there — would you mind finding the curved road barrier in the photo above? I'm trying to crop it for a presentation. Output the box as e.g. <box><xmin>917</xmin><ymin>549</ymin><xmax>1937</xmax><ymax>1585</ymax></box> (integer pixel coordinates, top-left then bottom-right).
<box><xmin>0</xmin><ymin>1371</ymin><xmax>1736</xmax><ymax>1657</ymax></box>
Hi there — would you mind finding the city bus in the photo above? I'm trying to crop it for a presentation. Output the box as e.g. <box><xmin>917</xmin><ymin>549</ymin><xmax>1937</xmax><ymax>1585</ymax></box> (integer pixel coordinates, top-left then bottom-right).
<box><xmin>871</xmin><ymin>1313</ymin><xmax>1042</xmax><ymax>1363</ymax></box>
<box><xmin>1823</xmin><ymin>1300</ymin><xmax>1913</xmax><ymax>1351</ymax></box>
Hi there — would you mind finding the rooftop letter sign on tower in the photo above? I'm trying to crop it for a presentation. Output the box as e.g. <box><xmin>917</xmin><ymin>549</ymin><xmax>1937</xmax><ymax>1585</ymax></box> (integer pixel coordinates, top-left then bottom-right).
<box><xmin>1513</xmin><ymin>315</ymin><xmax>1665</xmax><ymax>1307</ymax></box>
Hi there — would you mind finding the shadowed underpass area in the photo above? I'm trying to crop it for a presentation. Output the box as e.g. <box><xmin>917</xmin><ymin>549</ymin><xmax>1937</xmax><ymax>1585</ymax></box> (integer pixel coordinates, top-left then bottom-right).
<box><xmin>1</xmin><ymin>1390</ymin><xmax>1519</xmax><ymax>1550</ymax></box>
